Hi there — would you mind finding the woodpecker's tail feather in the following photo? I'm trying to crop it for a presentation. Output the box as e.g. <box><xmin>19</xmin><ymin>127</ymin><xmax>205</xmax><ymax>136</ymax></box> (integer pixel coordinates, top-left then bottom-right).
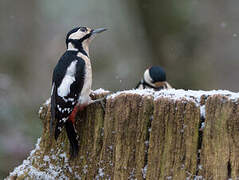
<box><xmin>50</xmin><ymin>84</ymin><xmax>57</xmax><ymax>138</ymax></box>
<box><xmin>65</xmin><ymin>121</ymin><xmax>79</xmax><ymax>159</ymax></box>
<box><xmin>54</xmin><ymin>124</ymin><xmax>62</xmax><ymax>141</ymax></box>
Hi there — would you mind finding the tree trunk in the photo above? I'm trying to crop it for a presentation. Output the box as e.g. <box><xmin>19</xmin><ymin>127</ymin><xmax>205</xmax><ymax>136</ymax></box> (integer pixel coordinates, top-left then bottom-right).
<box><xmin>6</xmin><ymin>89</ymin><xmax>239</xmax><ymax>180</ymax></box>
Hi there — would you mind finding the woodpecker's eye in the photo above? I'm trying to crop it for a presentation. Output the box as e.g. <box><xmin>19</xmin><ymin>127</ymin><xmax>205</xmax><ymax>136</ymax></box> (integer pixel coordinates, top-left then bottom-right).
<box><xmin>79</xmin><ymin>27</ymin><xmax>87</xmax><ymax>32</ymax></box>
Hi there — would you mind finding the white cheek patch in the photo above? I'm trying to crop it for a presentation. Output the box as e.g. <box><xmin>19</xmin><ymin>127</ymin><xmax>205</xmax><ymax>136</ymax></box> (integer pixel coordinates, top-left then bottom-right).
<box><xmin>69</xmin><ymin>30</ymin><xmax>85</xmax><ymax>40</ymax></box>
<box><xmin>144</xmin><ymin>69</ymin><xmax>153</xmax><ymax>84</ymax></box>
<box><xmin>57</xmin><ymin>60</ymin><xmax>77</xmax><ymax>97</ymax></box>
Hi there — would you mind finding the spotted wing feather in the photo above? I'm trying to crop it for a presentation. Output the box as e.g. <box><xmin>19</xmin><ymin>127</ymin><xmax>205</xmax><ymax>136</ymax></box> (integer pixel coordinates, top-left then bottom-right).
<box><xmin>51</xmin><ymin>51</ymin><xmax>85</xmax><ymax>140</ymax></box>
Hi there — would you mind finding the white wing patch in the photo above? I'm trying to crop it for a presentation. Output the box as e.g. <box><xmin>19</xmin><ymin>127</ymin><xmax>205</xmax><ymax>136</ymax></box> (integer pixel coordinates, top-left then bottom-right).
<box><xmin>57</xmin><ymin>60</ymin><xmax>77</xmax><ymax>97</ymax></box>
<box><xmin>144</xmin><ymin>69</ymin><xmax>154</xmax><ymax>87</ymax></box>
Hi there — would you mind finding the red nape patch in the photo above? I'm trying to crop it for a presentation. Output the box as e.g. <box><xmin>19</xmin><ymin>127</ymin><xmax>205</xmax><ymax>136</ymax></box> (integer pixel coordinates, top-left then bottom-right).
<box><xmin>69</xmin><ymin>106</ymin><xmax>79</xmax><ymax>124</ymax></box>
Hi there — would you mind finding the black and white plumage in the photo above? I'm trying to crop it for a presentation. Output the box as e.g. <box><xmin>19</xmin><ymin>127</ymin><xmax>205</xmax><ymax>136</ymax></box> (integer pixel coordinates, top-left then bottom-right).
<box><xmin>50</xmin><ymin>26</ymin><xmax>107</xmax><ymax>158</ymax></box>
<box><xmin>136</xmin><ymin>66</ymin><xmax>172</xmax><ymax>91</ymax></box>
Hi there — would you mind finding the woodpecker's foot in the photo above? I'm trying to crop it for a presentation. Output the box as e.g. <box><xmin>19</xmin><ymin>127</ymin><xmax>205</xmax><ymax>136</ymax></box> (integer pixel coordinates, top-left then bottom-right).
<box><xmin>91</xmin><ymin>97</ymin><xmax>107</xmax><ymax>112</ymax></box>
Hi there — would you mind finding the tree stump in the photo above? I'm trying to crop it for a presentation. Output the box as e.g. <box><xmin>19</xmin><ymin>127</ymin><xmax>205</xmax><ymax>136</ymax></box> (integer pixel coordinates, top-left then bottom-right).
<box><xmin>6</xmin><ymin>89</ymin><xmax>239</xmax><ymax>180</ymax></box>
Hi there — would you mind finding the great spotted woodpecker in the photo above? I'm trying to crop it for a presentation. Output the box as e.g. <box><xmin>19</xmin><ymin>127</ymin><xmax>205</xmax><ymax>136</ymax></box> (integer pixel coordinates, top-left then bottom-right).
<box><xmin>136</xmin><ymin>66</ymin><xmax>172</xmax><ymax>90</ymax></box>
<box><xmin>50</xmin><ymin>26</ymin><xmax>107</xmax><ymax>158</ymax></box>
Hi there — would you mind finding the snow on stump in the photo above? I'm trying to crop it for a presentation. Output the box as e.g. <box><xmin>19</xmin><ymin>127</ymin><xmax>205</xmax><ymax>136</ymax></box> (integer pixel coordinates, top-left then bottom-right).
<box><xmin>6</xmin><ymin>89</ymin><xmax>239</xmax><ymax>180</ymax></box>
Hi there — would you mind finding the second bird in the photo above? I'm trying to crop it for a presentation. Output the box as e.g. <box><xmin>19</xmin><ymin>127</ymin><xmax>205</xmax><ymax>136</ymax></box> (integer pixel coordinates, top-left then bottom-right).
<box><xmin>50</xmin><ymin>26</ymin><xmax>107</xmax><ymax>158</ymax></box>
<box><xmin>136</xmin><ymin>66</ymin><xmax>172</xmax><ymax>91</ymax></box>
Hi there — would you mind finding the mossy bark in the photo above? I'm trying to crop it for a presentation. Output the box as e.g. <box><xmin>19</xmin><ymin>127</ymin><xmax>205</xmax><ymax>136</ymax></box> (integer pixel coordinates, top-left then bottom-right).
<box><xmin>6</xmin><ymin>91</ymin><xmax>239</xmax><ymax>180</ymax></box>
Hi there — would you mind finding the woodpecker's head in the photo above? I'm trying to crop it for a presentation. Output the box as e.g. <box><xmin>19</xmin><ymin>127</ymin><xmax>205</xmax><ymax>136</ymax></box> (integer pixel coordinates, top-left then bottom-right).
<box><xmin>136</xmin><ymin>66</ymin><xmax>171</xmax><ymax>90</ymax></box>
<box><xmin>144</xmin><ymin>66</ymin><xmax>166</xmax><ymax>85</ymax></box>
<box><xmin>65</xmin><ymin>26</ymin><xmax>107</xmax><ymax>55</ymax></box>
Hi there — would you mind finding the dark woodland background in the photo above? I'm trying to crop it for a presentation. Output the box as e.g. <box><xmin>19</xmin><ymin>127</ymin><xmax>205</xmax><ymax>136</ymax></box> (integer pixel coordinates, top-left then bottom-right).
<box><xmin>1</xmin><ymin>0</ymin><xmax>239</xmax><ymax>178</ymax></box>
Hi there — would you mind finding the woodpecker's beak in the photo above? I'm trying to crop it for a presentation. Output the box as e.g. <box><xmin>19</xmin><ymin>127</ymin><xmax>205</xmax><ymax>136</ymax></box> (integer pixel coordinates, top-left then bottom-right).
<box><xmin>91</xmin><ymin>28</ymin><xmax>107</xmax><ymax>35</ymax></box>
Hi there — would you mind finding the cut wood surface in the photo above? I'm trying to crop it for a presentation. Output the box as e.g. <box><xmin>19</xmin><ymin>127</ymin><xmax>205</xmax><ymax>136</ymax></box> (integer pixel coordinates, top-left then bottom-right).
<box><xmin>6</xmin><ymin>89</ymin><xmax>239</xmax><ymax>180</ymax></box>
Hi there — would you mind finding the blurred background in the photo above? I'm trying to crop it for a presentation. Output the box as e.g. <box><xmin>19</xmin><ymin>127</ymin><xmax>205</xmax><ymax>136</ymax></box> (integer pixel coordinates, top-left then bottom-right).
<box><xmin>1</xmin><ymin>0</ymin><xmax>239</xmax><ymax>178</ymax></box>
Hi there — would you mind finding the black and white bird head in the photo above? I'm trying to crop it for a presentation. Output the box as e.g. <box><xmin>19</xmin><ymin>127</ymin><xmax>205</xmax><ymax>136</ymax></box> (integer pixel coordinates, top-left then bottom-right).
<box><xmin>65</xmin><ymin>26</ymin><xmax>107</xmax><ymax>56</ymax></box>
<box><xmin>136</xmin><ymin>66</ymin><xmax>172</xmax><ymax>90</ymax></box>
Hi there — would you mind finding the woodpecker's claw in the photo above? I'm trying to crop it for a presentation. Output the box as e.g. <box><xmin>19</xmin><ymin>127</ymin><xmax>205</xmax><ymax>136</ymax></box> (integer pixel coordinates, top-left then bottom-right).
<box><xmin>91</xmin><ymin>96</ymin><xmax>107</xmax><ymax>112</ymax></box>
<box><xmin>99</xmin><ymin>99</ymin><xmax>106</xmax><ymax>112</ymax></box>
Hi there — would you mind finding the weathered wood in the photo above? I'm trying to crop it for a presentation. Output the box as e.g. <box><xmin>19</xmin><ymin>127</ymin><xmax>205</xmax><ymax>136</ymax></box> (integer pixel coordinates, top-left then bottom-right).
<box><xmin>6</xmin><ymin>90</ymin><xmax>239</xmax><ymax>180</ymax></box>
<box><xmin>199</xmin><ymin>95</ymin><xmax>239</xmax><ymax>179</ymax></box>
<box><xmin>147</xmin><ymin>98</ymin><xmax>200</xmax><ymax>179</ymax></box>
